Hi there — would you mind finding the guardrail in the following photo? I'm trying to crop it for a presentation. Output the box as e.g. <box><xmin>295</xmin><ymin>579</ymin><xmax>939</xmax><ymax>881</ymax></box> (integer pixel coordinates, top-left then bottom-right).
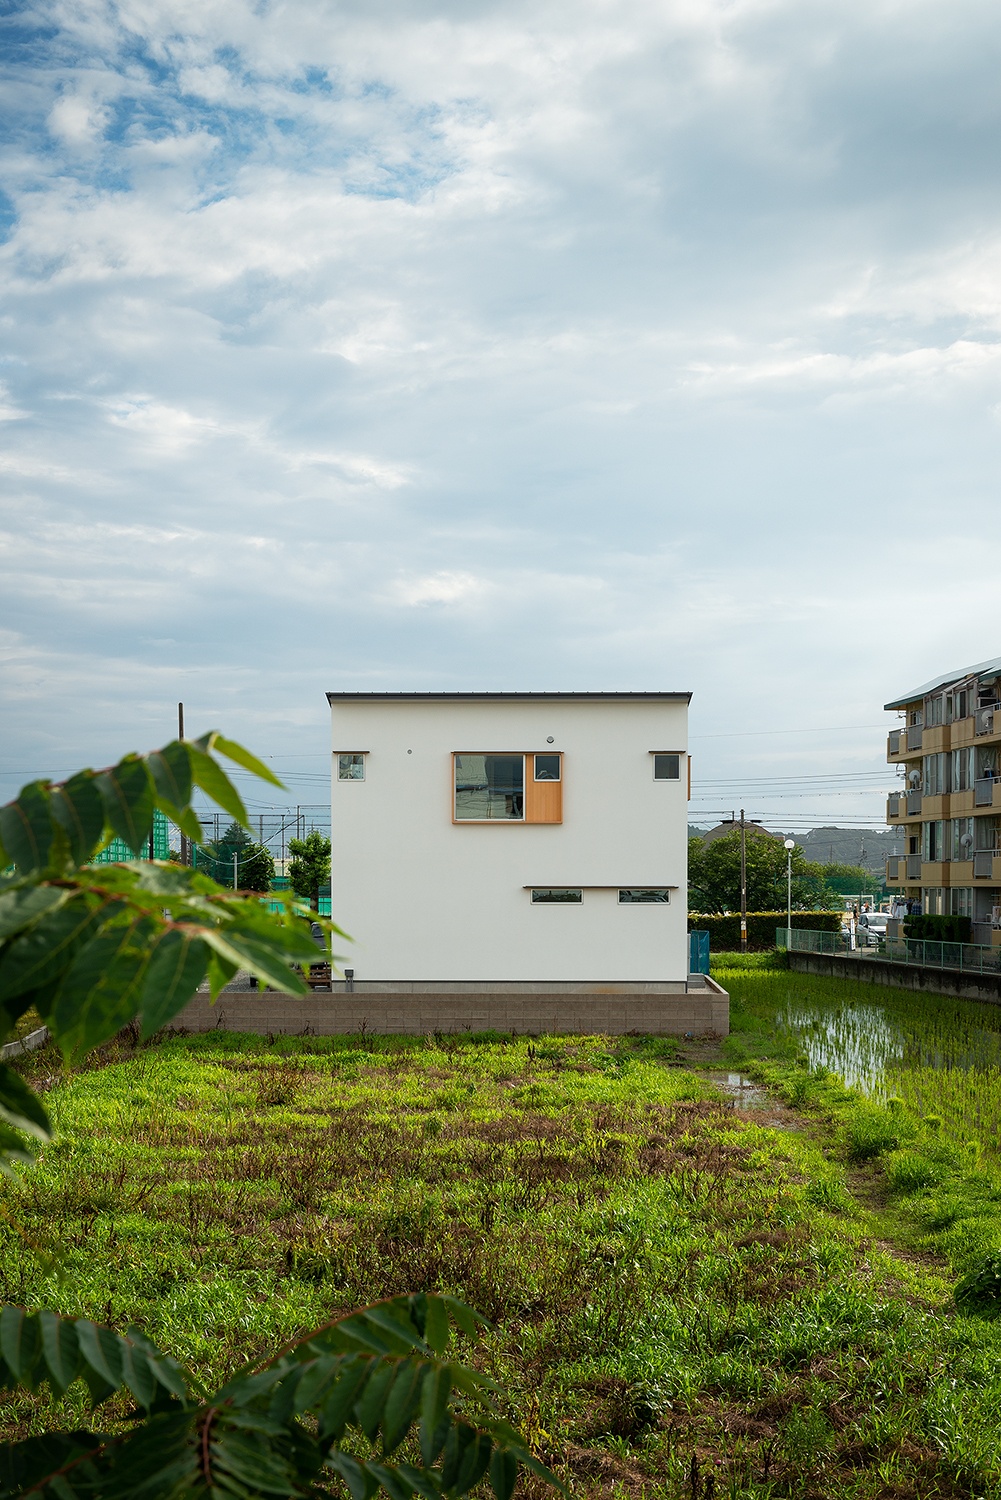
<box><xmin>776</xmin><ymin>927</ymin><xmax>1001</xmax><ymax>974</ymax></box>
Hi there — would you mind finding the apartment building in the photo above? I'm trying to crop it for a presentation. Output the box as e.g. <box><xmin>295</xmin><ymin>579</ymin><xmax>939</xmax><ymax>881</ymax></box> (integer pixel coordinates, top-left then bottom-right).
<box><xmin>327</xmin><ymin>691</ymin><xmax>691</xmax><ymax>982</ymax></box>
<box><xmin>884</xmin><ymin>657</ymin><xmax>1001</xmax><ymax>944</ymax></box>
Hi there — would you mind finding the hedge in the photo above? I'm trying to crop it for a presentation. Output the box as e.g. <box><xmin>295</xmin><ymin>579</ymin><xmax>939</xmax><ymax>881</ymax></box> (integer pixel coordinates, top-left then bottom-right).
<box><xmin>687</xmin><ymin>911</ymin><xmax>843</xmax><ymax>952</ymax></box>
<box><xmin>903</xmin><ymin>913</ymin><xmax>973</xmax><ymax>943</ymax></box>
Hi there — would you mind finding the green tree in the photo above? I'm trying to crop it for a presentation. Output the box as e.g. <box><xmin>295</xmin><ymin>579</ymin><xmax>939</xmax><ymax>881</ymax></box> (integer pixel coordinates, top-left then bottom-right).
<box><xmin>288</xmin><ymin>830</ymin><xmax>331</xmax><ymax>908</ymax></box>
<box><xmin>0</xmin><ymin>735</ymin><xmax>555</xmax><ymax>1500</ymax></box>
<box><xmin>817</xmin><ymin>862</ymin><xmax>876</xmax><ymax>897</ymax></box>
<box><xmin>688</xmin><ymin>830</ymin><xmax>839</xmax><ymax>913</ymax></box>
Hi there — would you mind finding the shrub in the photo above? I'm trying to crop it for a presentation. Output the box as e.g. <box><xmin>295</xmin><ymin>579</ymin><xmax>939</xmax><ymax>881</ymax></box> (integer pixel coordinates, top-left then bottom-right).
<box><xmin>688</xmin><ymin>912</ymin><xmax>842</xmax><ymax>952</ymax></box>
<box><xmin>903</xmin><ymin>913</ymin><xmax>973</xmax><ymax>943</ymax></box>
<box><xmin>842</xmin><ymin>1106</ymin><xmax>902</xmax><ymax>1163</ymax></box>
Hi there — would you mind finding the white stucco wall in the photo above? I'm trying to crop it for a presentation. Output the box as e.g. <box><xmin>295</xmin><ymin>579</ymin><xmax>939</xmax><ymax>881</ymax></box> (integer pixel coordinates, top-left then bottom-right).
<box><xmin>328</xmin><ymin>695</ymin><xmax>690</xmax><ymax>982</ymax></box>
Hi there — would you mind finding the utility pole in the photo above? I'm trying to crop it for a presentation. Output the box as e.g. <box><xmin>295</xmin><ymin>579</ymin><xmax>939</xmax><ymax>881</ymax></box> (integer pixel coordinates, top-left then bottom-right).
<box><xmin>178</xmin><ymin>702</ymin><xmax>188</xmax><ymax>867</ymax></box>
<box><xmin>233</xmin><ymin>851</ymin><xmax>239</xmax><ymax>891</ymax></box>
<box><xmin>722</xmin><ymin>809</ymin><xmax>762</xmax><ymax>953</ymax></box>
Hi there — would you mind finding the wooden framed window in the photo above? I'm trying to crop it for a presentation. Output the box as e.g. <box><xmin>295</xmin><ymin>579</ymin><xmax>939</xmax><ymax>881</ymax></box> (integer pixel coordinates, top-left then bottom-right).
<box><xmin>453</xmin><ymin>753</ymin><xmax>562</xmax><ymax>823</ymax></box>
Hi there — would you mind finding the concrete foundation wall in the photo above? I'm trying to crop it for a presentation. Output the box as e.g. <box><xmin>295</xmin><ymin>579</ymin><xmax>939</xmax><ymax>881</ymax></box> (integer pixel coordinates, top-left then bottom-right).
<box><xmin>788</xmin><ymin>950</ymin><xmax>1001</xmax><ymax>1006</ymax></box>
<box><xmin>172</xmin><ymin>979</ymin><xmax>729</xmax><ymax>1037</ymax></box>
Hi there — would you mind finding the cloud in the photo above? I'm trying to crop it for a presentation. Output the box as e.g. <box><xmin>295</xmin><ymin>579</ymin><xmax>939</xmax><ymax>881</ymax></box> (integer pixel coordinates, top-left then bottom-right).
<box><xmin>3</xmin><ymin>0</ymin><xmax>1001</xmax><ymax>830</ymax></box>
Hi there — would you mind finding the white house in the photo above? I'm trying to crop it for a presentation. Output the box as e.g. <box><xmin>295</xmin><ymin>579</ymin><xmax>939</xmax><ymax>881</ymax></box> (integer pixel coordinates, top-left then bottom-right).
<box><xmin>327</xmin><ymin>692</ymin><xmax>691</xmax><ymax>984</ymax></box>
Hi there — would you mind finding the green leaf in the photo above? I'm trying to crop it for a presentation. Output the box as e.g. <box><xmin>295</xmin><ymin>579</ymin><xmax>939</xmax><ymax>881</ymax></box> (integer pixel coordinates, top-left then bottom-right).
<box><xmin>0</xmin><ymin>1064</ymin><xmax>51</xmax><ymax>1142</ymax></box>
<box><xmin>0</xmin><ymin>783</ymin><xmax>55</xmax><ymax>874</ymax></box>
<box><xmin>120</xmin><ymin>1341</ymin><xmax>156</xmax><ymax>1409</ymax></box>
<box><xmin>199</xmin><ymin>930</ymin><xmax>307</xmax><ymax>997</ymax></box>
<box><xmin>423</xmin><ymin>1298</ymin><xmax>449</xmax><ymax>1356</ymax></box>
<box><xmin>381</xmin><ymin>1360</ymin><xmax>424</xmax><ymax>1454</ymax></box>
<box><xmin>0</xmin><ymin>1307</ymin><xmax>39</xmax><ymax>1383</ymax></box>
<box><xmin>186</xmin><ymin>746</ymin><xmax>248</xmax><ymax>828</ymax></box>
<box><xmin>76</xmin><ymin>1320</ymin><xmax>125</xmax><ymax>1393</ymax></box>
<box><xmin>317</xmin><ymin>1355</ymin><xmax>374</xmax><ymax>1441</ymax></box>
<box><xmin>440</xmin><ymin>1422</ymin><xmax>478</xmax><ymax>1493</ymax></box>
<box><xmin>212</xmin><ymin>735</ymin><xmax>286</xmax><ymax>790</ymax></box>
<box><xmin>0</xmin><ymin>885</ymin><xmax>69</xmax><ymax>944</ymax></box>
<box><xmin>50</xmin><ymin>773</ymin><xmax>105</xmax><ymax>867</ymax></box>
<box><xmin>419</xmin><ymin>1366</ymin><xmax>452</xmax><ymax>1465</ymax></box>
<box><xmin>354</xmin><ymin>1358</ymin><xmax>398</xmax><ymax>1442</ymax></box>
<box><xmin>454</xmin><ymin>1430</ymin><xmax>492</xmax><ymax>1495</ymax></box>
<box><xmin>206</xmin><ymin>949</ymin><xmax>238</xmax><ymax>1000</ymax></box>
<box><xmin>489</xmin><ymin>1447</ymin><xmax>518</xmax><ymax>1500</ymax></box>
<box><xmin>0</xmin><ymin>896</ymin><xmax>101</xmax><ymax>1007</ymax></box>
<box><xmin>51</xmin><ymin>916</ymin><xmax>155</xmax><ymax>1059</ymax></box>
<box><xmin>139</xmin><ymin>929</ymin><xmax>210</xmax><ymax>1039</ymax></box>
<box><xmin>327</xmin><ymin>1452</ymin><xmax>381</xmax><ymax>1500</ymax></box>
<box><xmin>39</xmin><ymin>1311</ymin><xmax>81</xmax><ymax>1397</ymax></box>
<box><xmin>442</xmin><ymin>1296</ymin><xmax>485</xmax><ymax>1338</ymax></box>
<box><xmin>146</xmin><ymin>743</ymin><xmax>193</xmax><ymax>812</ymax></box>
<box><xmin>95</xmin><ymin>756</ymin><xmax>156</xmax><ymax>855</ymax></box>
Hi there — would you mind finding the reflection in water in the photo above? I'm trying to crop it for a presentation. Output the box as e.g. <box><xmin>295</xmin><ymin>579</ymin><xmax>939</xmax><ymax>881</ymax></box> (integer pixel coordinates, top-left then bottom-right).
<box><xmin>776</xmin><ymin>987</ymin><xmax>1001</xmax><ymax>1151</ymax></box>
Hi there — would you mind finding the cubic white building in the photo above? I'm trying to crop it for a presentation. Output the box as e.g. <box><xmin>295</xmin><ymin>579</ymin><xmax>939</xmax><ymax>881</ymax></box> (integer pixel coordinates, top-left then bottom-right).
<box><xmin>327</xmin><ymin>691</ymin><xmax>691</xmax><ymax>984</ymax></box>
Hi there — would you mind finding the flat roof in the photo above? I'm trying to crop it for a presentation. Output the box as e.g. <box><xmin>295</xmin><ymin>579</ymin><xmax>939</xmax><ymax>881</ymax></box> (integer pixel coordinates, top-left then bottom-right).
<box><xmin>884</xmin><ymin>655</ymin><xmax>1001</xmax><ymax>710</ymax></box>
<box><xmin>327</xmin><ymin>691</ymin><xmax>692</xmax><ymax>703</ymax></box>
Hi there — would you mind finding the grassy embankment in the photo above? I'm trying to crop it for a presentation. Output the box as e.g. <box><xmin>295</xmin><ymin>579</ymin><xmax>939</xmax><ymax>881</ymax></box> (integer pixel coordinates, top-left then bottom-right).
<box><xmin>3</xmin><ymin>1014</ymin><xmax>1001</xmax><ymax>1497</ymax></box>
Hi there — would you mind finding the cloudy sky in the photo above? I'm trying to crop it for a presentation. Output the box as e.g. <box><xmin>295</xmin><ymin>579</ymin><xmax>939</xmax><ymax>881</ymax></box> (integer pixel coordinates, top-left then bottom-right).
<box><xmin>2</xmin><ymin>0</ymin><xmax>1000</xmax><ymax>832</ymax></box>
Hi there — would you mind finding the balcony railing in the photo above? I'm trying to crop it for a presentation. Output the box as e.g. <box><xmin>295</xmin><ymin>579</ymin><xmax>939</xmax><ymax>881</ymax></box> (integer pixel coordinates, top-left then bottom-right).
<box><xmin>906</xmin><ymin>854</ymin><xmax>922</xmax><ymax>879</ymax></box>
<box><xmin>888</xmin><ymin>730</ymin><xmax>902</xmax><ymax>756</ymax></box>
<box><xmin>907</xmin><ymin>790</ymin><xmax>923</xmax><ymax>815</ymax></box>
<box><xmin>906</xmin><ymin>725</ymin><xmax>923</xmax><ymax>751</ymax></box>
<box><xmin>886</xmin><ymin>856</ymin><xmax>900</xmax><ymax>879</ymax></box>
<box><xmin>887</xmin><ymin>793</ymin><xmax>901</xmax><ymax>818</ymax></box>
<box><xmin>975</xmin><ymin>777</ymin><xmax>995</xmax><ymax>806</ymax></box>
<box><xmin>974</xmin><ymin>850</ymin><xmax>998</xmax><ymax>879</ymax></box>
<box><xmin>977</xmin><ymin>708</ymin><xmax>996</xmax><ymax>737</ymax></box>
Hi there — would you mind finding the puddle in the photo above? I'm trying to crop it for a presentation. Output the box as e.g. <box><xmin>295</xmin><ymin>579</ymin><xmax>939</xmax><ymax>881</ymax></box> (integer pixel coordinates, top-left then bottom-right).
<box><xmin>707</xmin><ymin>1072</ymin><xmax>770</xmax><ymax>1109</ymax></box>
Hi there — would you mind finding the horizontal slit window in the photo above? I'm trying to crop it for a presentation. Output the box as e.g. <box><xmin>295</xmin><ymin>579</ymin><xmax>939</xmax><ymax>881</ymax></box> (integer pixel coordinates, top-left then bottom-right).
<box><xmin>618</xmin><ymin>888</ymin><xmax>671</xmax><ymax>903</ymax></box>
<box><xmin>531</xmin><ymin>888</ymin><xmax>582</xmax><ymax>903</ymax></box>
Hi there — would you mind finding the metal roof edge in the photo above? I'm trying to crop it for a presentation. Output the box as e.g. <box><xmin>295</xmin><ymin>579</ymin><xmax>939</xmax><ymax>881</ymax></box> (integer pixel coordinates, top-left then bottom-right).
<box><xmin>326</xmin><ymin>691</ymin><xmax>693</xmax><ymax>703</ymax></box>
<box><xmin>884</xmin><ymin>654</ymin><xmax>1001</xmax><ymax>710</ymax></box>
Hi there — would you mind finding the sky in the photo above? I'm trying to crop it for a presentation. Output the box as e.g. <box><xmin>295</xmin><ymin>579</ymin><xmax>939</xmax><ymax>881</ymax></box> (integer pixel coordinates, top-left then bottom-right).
<box><xmin>2</xmin><ymin>0</ymin><xmax>1001</xmax><ymax>835</ymax></box>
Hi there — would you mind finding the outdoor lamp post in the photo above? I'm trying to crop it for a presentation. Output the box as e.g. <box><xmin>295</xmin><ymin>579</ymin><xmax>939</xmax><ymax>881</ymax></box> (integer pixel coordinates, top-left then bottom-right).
<box><xmin>784</xmin><ymin>839</ymin><xmax>796</xmax><ymax>951</ymax></box>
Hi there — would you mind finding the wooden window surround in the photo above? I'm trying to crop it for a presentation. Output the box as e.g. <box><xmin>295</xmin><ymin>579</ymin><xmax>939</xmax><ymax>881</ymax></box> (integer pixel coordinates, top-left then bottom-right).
<box><xmin>452</xmin><ymin>753</ymin><xmax>563</xmax><ymax>824</ymax></box>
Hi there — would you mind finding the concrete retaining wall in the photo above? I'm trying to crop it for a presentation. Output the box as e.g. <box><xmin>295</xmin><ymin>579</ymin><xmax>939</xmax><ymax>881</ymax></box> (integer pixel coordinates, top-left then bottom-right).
<box><xmin>172</xmin><ymin>979</ymin><xmax>729</xmax><ymax>1037</ymax></box>
<box><xmin>788</xmin><ymin>950</ymin><xmax>1001</xmax><ymax>1006</ymax></box>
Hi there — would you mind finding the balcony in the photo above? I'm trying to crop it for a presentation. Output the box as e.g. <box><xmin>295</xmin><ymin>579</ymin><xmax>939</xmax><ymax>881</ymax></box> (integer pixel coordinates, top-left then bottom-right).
<box><xmin>975</xmin><ymin>777</ymin><xmax>997</xmax><ymax>806</ymax></box>
<box><xmin>887</xmin><ymin>730</ymin><xmax>902</xmax><ymax>758</ymax></box>
<box><xmin>886</xmin><ymin>856</ymin><xmax>900</xmax><ymax>880</ymax></box>
<box><xmin>907</xmin><ymin>789</ymin><xmax>923</xmax><ymax>816</ymax></box>
<box><xmin>906</xmin><ymin>725</ymin><xmax>923</xmax><ymax>751</ymax></box>
<box><xmin>906</xmin><ymin>854</ymin><xmax>922</xmax><ymax>880</ymax></box>
<box><xmin>887</xmin><ymin>793</ymin><xmax>901</xmax><ymax>820</ymax></box>
<box><xmin>976</xmin><ymin>707</ymin><xmax>996</xmax><ymax>737</ymax></box>
<box><xmin>974</xmin><ymin>850</ymin><xmax>1000</xmax><ymax>880</ymax></box>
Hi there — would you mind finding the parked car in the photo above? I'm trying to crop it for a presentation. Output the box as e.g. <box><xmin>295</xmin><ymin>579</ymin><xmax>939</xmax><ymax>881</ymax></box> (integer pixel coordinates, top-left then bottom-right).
<box><xmin>857</xmin><ymin>912</ymin><xmax>889</xmax><ymax>946</ymax></box>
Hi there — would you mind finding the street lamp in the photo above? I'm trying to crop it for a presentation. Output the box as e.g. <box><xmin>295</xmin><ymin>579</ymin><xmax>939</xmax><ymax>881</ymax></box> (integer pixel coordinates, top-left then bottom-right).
<box><xmin>784</xmin><ymin>839</ymin><xmax>796</xmax><ymax>951</ymax></box>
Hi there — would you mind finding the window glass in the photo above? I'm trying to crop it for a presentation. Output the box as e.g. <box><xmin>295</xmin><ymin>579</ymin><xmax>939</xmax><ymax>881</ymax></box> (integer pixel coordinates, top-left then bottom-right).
<box><xmin>618</xmin><ymin>888</ymin><xmax>670</xmax><ymax>903</ymax></box>
<box><xmin>533</xmin><ymin>754</ymin><xmax>561</xmax><ymax>781</ymax></box>
<box><xmin>531</xmin><ymin>888</ymin><xmax>582</xmax><ymax>903</ymax></box>
<box><xmin>337</xmin><ymin>754</ymin><xmax>366</xmax><ymax>781</ymax></box>
<box><xmin>454</xmin><ymin>754</ymin><xmax>524</xmax><ymax>819</ymax></box>
<box><xmin>653</xmin><ymin>754</ymin><xmax>680</xmax><ymax>780</ymax></box>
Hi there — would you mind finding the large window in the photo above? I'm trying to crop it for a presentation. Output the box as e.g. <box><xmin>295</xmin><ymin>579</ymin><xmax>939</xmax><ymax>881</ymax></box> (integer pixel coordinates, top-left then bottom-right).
<box><xmin>618</xmin><ymin>888</ymin><xmax>670</xmax><ymax>903</ymax></box>
<box><xmin>453</xmin><ymin>753</ymin><xmax>562</xmax><ymax>822</ymax></box>
<box><xmin>454</xmin><ymin>754</ymin><xmax>524</xmax><ymax>819</ymax></box>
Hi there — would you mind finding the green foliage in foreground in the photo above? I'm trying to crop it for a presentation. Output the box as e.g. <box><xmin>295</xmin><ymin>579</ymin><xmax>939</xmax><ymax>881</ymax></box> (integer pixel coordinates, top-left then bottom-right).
<box><xmin>5</xmin><ymin>1030</ymin><xmax>1001</xmax><ymax>1498</ymax></box>
<box><xmin>0</xmin><ymin>731</ymin><xmax>336</xmax><ymax>1171</ymax></box>
<box><xmin>0</xmin><ymin>1294</ymin><xmax>549</xmax><ymax>1500</ymax></box>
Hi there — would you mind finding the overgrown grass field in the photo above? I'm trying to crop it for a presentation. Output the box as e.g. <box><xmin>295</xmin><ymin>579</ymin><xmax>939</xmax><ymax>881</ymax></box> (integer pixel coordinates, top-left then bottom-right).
<box><xmin>5</xmin><ymin>1024</ymin><xmax>1001</xmax><ymax>1497</ymax></box>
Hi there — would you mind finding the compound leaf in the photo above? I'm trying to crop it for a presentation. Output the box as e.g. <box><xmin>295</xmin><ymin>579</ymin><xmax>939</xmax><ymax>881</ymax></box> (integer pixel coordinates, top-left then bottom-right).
<box><xmin>0</xmin><ymin>783</ymin><xmax>55</xmax><ymax>875</ymax></box>
<box><xmin>95</xmin><ymin>757</ymin><xmax>156</xmax><ymax>856</ymax></box>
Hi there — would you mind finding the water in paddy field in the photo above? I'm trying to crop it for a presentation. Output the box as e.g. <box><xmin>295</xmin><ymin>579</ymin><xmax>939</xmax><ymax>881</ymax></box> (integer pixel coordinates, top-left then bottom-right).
<box><xmin>775</xmin><ymin>983</ymin><xmax>1001</xmax><ymax>1151</ymax></box>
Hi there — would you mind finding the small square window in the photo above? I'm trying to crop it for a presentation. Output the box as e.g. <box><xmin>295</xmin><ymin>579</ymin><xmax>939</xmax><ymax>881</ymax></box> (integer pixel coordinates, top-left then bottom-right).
<box><xmin>534</xmin><ymin>753</ymin><xmax>561</xmax><ymax>781</ymax></box>
<box><xmin>532</xmin><ymin>888</ymin><xmax>582</xmax><ymax>903</ymax></box>
<box><xmin>337</xmin><ymin>753</ymin><xmax>366</xmax><ymax>781</ymax></box>
<box><xmin>653</xmin><ymin>754</ymin><xmax>680</xmax><ymax>780</ymax></box>
<box><xmin>618</xmin><ymin>888</ymin><xmax>670</xmax><ymax>903</ymax></box>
